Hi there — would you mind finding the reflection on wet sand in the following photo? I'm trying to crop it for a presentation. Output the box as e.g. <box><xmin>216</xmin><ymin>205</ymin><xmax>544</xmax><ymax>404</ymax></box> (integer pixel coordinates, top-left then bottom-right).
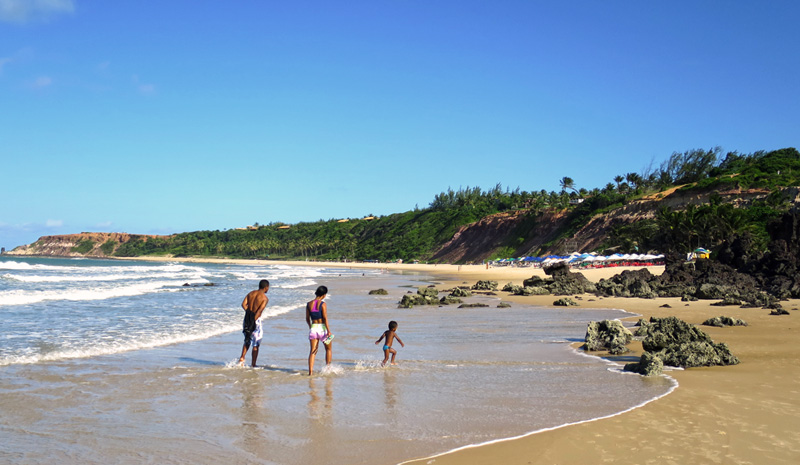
<box><xmin>307</xmin><ymin>376</ymin><xmax>334</xmax><ymax>422</ymax></box>
<box><xmin>239</xmin><ymin>370</ymin><xmax>268</xmax><ymax>457</ymax></box>
<box><xmin>383</xmin><ymin>369</ymin><xmax>398</xmax><ymax>414</ymax></box>
<box><xmin>298</xmin><ymin>376</ymin><xmax>335</xmax><ymax>462</ymax></box>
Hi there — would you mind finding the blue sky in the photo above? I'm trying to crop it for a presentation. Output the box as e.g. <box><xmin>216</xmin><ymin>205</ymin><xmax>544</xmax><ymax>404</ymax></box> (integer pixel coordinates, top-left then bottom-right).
<box><xmin>1</xmin><ymin>1</ymin><xmax>798</xmax><ymax>249</ymax></box>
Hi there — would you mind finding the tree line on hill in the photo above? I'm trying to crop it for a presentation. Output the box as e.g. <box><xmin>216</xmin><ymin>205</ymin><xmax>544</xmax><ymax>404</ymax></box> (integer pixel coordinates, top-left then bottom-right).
<box><xmin>106</xmin><ymin>147</ymin><xmax>799</xmax><ymax>263</ymax></box>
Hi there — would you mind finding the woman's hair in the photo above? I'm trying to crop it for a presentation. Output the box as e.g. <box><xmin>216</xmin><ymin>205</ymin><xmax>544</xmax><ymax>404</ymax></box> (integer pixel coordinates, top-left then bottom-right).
<box><xmin>389</xmin><ymin>320</ymin><xmax>398</xmax><ymax>330</ymax></box>
<box><xmin>315</xmin><ymin>285</ymin><xmax>328</xmax><ymax>297</ymax></box>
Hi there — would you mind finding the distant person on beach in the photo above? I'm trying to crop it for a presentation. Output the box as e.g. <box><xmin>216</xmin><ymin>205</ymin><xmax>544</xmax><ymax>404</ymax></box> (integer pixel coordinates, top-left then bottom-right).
<box><xmin>238</xmin><ymin>279</ymin><xmax>269</xmax><ymax>367</ymax></box>
<box><xmin>375</xmin><ymin>320</ymin><xmax>404</xmax><ymax>366</ymax></box>
<box><xmin>306</xmin><ymin>285</ymin><xmax>333</xmax><ymax>376</ymax></box>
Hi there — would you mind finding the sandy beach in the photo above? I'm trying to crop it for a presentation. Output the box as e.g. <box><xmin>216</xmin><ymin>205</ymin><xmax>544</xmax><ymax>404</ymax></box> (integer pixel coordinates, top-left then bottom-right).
<box><xmin>118</xmin><ymin>256</ymin><xmax>800</xmax><ymax>464</ymax></box>
<box><xmin>406</xmin><ymin>265</ymin><xmax>800</xmax><ymax>465</ymax></box>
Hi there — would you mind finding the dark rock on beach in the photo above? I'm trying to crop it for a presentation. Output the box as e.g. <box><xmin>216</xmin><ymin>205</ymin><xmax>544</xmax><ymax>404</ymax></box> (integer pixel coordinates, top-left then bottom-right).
<box><xmin>635</xmin><ymin>316</ymin><xmax>739</xmax><ymax>368</ymax></box>
<box><xmin>702</xmin><ymin>316</ymin><xmax>748</xmax><ymax>327</ymax></box>
<box><xmin>458</xmin><ymin>303</ymin><xmax>490</xmax><ymax>308</ymax></box>
<box><xmin>710</xmin><ymin>296</ymin><xmax>743</xmax><ymax>306</ymax></box>
<box><xmin>553</xmin><ymin>297</ymin><xmax>579</xmax><ymax>307</ymax></box>
<box><xmin>519</xmin><ymin>286</ymin><xmax>550</xmax><ymax>296</ymax></box>
<box><xmin>516</xmin><ymin>262</ymin><xmax>596</xmax><ymax>296</ymax></box>
<box><xmin>584</xmin><ymin>319</ymin><xmax>633</xmax><ymax>354</ymax></box>
<box><xmin>472</xmin><ymin>280</ymin><xmax>498</xmax><ymax>291</ymax></box>
<box><xmin>740</xmin><ymin>210</ymin><xmax>800</xmax><ymax>299</ymax></box>
<box><xmin>596</xmin><ymin>210</ymin><xmax>800</xmax><ymax>303</ymax></box>
<box><xmin>595</xmin><ymin>268</ymin><xmax>658</xmax><ymax>299</ymax></box>
<box><xmin>368</xmin><ymin>289</ymin><xmax>389</xmax><ymax>295</ymax></box>
<box><xmin>398</xmin><ymin>287</ymin><xmax>440</xmax><ymax>308</ymax></box>
<box><xmin>449</xmin><ymin>287</ymin><xmax>473</xmax><ymax>298</ymax></box>
<box><xmin>624</xmin><ymin>351</ymin><xmax>664</xmax><ymax>376</ymax></box>
<box><xmin>594</xmin><ymin>256</ymin><xmax>772</xmax><ymax>304</ymax></box>
<box><xmin>439</xmin><ymin>295</ymin><xmax>463</xmax><ymax>305</ymax></box>
<box><xmin>502</xmin><ymin>282</ymin><xmax>521</xmax><ymax>293</ymax></box>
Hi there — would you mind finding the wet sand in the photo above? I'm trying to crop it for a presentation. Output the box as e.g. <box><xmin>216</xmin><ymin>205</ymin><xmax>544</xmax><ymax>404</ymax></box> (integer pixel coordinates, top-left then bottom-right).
<box><xmin>406</xmin><ymin>268</ymin><xmax>800</xmax><ymax>465</ymax></box>
<box><xmin>122</xmin><ymin>257</ymin><xmax>800</xmax><ymax>464</ymax></box>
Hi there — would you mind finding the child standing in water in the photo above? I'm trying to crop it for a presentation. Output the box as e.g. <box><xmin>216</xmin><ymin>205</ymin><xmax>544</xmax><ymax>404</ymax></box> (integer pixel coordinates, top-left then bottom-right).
<box><xmin>375</xmin><ymin>320</ymin><xmax>404</xmax><ymax>366</ymax></box>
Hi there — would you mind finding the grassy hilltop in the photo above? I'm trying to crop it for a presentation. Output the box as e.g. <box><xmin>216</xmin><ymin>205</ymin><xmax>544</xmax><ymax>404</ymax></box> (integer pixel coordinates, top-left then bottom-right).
<box><xmin>11</xmin><ymin>147</ymin><xmax>800</xmax><ymax>264</ymax></box>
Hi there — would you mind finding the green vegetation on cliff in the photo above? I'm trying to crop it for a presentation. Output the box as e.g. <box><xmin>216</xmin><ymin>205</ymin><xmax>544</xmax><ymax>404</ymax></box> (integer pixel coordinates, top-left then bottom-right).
<box><xmin>71</xmin><ymin>239</ymin><xmax>96</xmax><ymax>255</ymax></box>
<box><xmin>107</xmin><ymin>147</ymin><xmax>798</xmax><ymax>262</ymax></box>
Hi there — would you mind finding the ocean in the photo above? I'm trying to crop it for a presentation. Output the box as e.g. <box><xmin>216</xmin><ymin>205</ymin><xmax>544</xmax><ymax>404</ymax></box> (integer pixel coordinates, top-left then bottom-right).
<box><xmin>0</xmin><ymin>256</ymin><xmax>675</xmax><ymax>464</ymax></box>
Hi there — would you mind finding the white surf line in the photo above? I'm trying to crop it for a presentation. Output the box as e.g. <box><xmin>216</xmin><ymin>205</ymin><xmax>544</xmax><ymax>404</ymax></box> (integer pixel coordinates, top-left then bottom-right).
<box><xmin>398</xmin><ymin>306</ymin><xmax>679</xmax><ymax>465</ymax></box>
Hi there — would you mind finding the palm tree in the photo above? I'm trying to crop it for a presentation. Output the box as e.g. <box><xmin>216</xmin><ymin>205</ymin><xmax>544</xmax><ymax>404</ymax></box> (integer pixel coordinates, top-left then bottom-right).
<box><xmin>559</xmin><ymin>176</ymin><xmax>576</xmax><ymax>193</ymax></box>
<box><xmin>625</xmin><ymin>172</ymin><xmax>643</xmax><ymax>190</ymax></box>
<box><xmin>614</xmin><ymin>175</ymin><xmax>624</xmax><ymax>191</ymax></box>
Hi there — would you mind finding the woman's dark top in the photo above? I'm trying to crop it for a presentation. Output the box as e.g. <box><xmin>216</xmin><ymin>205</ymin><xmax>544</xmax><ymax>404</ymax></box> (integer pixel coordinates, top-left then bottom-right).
<box><xmin>309</xmin><ymin>300</ymin><xmax>323</xmax><ymax>320</ymax></box>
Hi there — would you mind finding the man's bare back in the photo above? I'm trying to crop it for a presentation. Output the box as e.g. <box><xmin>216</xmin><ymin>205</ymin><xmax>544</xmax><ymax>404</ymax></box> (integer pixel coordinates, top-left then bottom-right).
<box><xmin>242</xmin><ymin>289</ymin><xmax>268</xmax><ymax>319</ymax></box>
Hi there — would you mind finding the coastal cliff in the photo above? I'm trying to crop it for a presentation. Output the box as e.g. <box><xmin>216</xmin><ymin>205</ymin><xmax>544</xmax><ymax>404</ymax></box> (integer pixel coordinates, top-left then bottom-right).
<box><xmin>4</xmin><ymin>188</ymin><xmax>797</xmax><ymax>263</ymax></box>
<box><xmin>5</xmin><ymin>232</ymin><xmax>171</xmax><ymax>258</ymax></box>
<box><xmin>431</xmin><ymin>186</ymin><xmax>793</xmax><ymax>263</ymax></box>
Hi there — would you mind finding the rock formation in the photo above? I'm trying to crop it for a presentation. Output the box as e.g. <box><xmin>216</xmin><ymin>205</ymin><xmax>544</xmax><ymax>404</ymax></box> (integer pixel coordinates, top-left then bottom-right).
<box><xmin>583</xmin><ymin>319</ymin><xmax>633</xmax><ymax>354</ymax></box>
<box><xmin>628</xmin><ymin>316</ymin><xmax>740</xmax><ymax>372</ymax></box>
<box><xmin>702</xmin><ymin>316</ymin><xmax>748</xmax><ymax>327</ymax></box>
<box><xmin>4</xmin><ymin>232</ymin><xmax>170</xmax><ymax>258</ymax></box>
<box><xmin>398</xmin><ymin>286</ymin><xmax>440</xmax><ymax>308</ymax></box>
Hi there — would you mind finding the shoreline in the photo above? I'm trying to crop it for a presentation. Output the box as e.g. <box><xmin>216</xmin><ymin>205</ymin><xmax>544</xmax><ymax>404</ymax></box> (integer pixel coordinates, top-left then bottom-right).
<box><xmin>118</xmin><ymin>256</ymin><xmax>800</xmax><ymax>463</ymax></box>
<box><xmin>95</xmin><ymin>254</ymin><xmax>663</xmax><ymax>283</ymax></box>
<box><xmin>5</xmin><ymin>255</ymin><xmax>798</xmax><ymax>463</ymax></box>
<box><xmin>407</xmin><ymin>274</ymin><xmax>800</xmax><ymax>464</ymax></box>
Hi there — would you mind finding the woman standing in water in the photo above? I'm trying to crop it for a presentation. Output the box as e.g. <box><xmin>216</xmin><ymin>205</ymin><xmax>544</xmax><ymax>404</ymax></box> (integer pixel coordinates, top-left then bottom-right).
<box><xmin>306</xmin><ymin>285</ymin><xmax>334</xmax><ymax>376</ymax></box>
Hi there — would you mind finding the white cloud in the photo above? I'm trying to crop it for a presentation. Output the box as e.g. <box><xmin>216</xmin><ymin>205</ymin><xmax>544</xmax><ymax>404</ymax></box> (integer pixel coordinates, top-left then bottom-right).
<box><xmin>0</xmin><ymin>0</ymin><xmax>75</xmax><ymax>23</ymax></box>
<box><xmin>94</xmin><ymin>221</ymin><xmax>113</xmax><ymax>228</ymax></box>
<box><xmin>45</xmin><ymin>219</ymin><xmax>63</xmax><ymax>227</ymax></box>
<box><xmin>131</xmin><ymin>74</ymin><xmax>156</xmax><ymax>95</ymax></box>
<box><xmin>30</xmin><ymin>75</ymin><xmax>52</xmax><ymax>88</ymax></box>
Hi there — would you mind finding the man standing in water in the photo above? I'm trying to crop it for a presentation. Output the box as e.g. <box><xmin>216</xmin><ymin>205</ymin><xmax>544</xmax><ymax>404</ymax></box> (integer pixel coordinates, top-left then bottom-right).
<box><xmin>238</xmin><ymin>279</ymin><xmax>269</xmax><ymax>367</ymax></box>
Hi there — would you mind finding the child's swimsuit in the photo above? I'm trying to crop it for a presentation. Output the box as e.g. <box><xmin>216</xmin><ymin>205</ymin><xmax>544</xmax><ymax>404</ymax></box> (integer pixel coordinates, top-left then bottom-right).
<box><xmin>383</xmin><ymin>345</ymin><xmax>390</xmax><ymax>351</ymax></box>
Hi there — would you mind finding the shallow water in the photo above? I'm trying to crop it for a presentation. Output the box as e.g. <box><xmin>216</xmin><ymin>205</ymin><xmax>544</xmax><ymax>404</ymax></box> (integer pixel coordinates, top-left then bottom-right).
<box><xmin>0</xmin><ymin>257</ymin><xmax>674</xmax><ymax>464</ymax></box>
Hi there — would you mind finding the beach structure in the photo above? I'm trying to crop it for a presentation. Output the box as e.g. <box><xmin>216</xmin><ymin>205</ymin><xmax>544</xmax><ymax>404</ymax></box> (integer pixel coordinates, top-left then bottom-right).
<box><xmin>491</xmin><ymin>252</ymin><xmax>665</xmax><ymax>269</ymax></box>
<box><xmin>687</xmin><ymin>247</ymin><xmax>711</xmax><ymax>261</ymax></box>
